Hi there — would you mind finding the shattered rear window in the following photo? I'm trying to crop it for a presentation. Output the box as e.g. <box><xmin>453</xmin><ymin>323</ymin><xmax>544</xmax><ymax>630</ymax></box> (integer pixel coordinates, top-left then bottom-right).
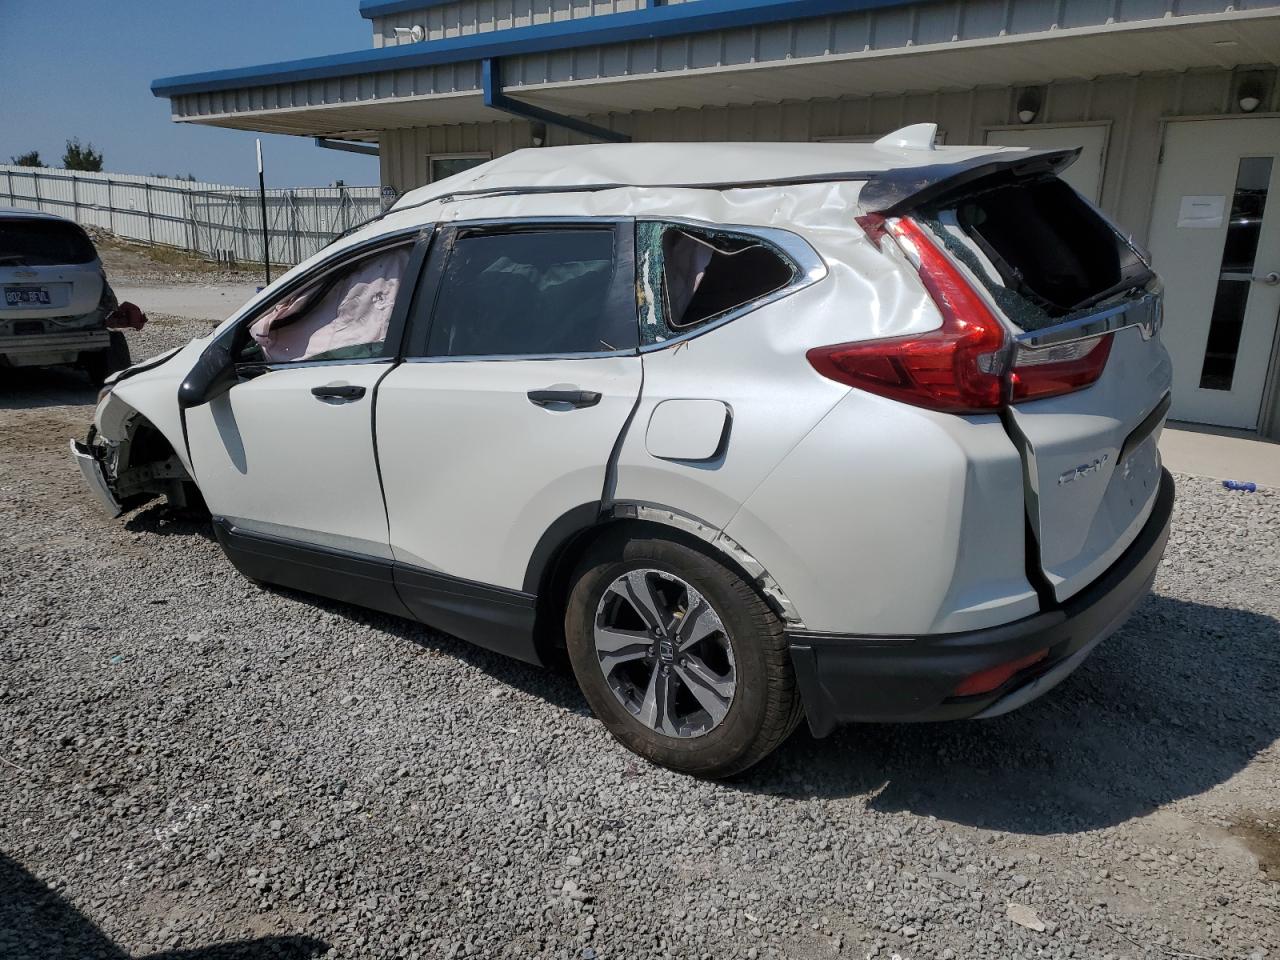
<box><xmin>917</xmin><ymin>176</ymin><xmax>1153</xmax><ymax>332</ymax></box>
<box><xmin>637</xmin><ymin>221</ymin><xmax>798</xmax><ymax>345</ymax></box>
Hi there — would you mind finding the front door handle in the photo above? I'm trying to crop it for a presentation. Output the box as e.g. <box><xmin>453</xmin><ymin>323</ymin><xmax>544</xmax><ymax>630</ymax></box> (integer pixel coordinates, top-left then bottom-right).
<box><xmin>311</xmin><ymin>383</ymin><xmax>366</xmax><ymax>401</ymax></box>
<box><xmin>1254</xmin><ymin>271</ymin><xmax>1280</xmax><ymax>286</ymax></box>
<box><xmin>527</xmin><ymin>389</ymin><xmax>602</xmax><ymax>409</ymax></box>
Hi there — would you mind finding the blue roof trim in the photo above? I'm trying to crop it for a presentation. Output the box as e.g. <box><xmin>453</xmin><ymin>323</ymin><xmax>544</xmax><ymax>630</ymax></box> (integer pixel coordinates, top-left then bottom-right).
<box><xmin>360</xmin><ymin>0</ymin><xmax>456</xmax><ymax>17</ymax></box>
<box><xmin>153</xmin><ymin>0</ymin><xmax>915</xmax><ymax>99</ymax></box>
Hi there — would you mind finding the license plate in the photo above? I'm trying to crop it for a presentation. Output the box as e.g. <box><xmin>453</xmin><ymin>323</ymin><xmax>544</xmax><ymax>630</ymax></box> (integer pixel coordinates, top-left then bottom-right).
<box><xmin>5</xmin><ymin>286</ymin><xmax>51</xmax><ymax>306</ymax></box>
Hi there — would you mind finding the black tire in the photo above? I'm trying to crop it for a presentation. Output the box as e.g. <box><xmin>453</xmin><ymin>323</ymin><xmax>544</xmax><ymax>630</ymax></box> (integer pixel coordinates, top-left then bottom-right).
<box><xmin>565</xmin><ymin>531</ymin><xmax>803</xmax><ymax>778</ymax></box>
<box><xmin>81</xmin><ymin>331</ymin><xmax>131</xmax><ymax>387</ymax></box>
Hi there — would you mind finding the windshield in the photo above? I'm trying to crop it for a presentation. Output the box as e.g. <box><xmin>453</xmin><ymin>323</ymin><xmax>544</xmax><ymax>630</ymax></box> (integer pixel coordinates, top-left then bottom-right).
<box><xmin>0</xmin><ymin>218</ymin><xmax>98</xmax><ymax>266</ymax></box>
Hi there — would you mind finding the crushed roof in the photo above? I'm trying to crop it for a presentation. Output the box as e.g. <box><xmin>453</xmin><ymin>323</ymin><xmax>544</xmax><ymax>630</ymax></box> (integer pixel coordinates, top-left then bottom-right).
<box><xmin>393</xmin><ymin>139</ymin><xmax>1025</xmax><ymax>210</ymax></box>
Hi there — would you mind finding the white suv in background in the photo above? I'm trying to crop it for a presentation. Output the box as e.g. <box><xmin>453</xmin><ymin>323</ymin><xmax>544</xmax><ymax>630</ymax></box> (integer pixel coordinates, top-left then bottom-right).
<box><xmin>1</xmin><ymin>208</ymin><xmax>130</xmax><ymax>384</ymax></box>
<box><xmin>73</xmin><ymin>126</ymin><xmax>1173</xmax><ymax>777</ymax></box>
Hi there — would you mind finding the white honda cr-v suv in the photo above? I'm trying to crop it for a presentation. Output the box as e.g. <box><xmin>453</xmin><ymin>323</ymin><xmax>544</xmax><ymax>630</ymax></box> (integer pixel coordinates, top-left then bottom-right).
<box><xmin>73</xmin><ymin>125</ymin><xmax>1173</xmax><ymax>777</ymax></box>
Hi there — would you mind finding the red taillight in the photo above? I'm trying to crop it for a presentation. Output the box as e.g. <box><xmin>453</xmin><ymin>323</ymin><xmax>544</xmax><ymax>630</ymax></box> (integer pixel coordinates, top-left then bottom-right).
<box><xmin>812</xmin><ymin>215</ymin><xmax>1116</xmax><ymax>413</ymax></box>
<box><xmin>808</xmin><ymin>217</ymin><xmax>1008</xmax><ymax>414</ymax></box>
<box><xmin>953</xmin><ymin>648</ymin><xmax>1049</xmax><ymax>697</ymax></box>
<box><xmin>1010</xmin><ymin>334</ymin><xmax>1114</xmax><ymax>403</ymax></box>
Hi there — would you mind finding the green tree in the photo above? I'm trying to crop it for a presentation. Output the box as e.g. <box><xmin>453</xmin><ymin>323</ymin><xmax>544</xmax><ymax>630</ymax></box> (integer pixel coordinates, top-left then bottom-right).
<box><xmin>10</xmin><ymin>150</ymin><xmax>44</xmax><ymax>167</ymax></box>
<box><xmin>62</xmin><ymin>139</ymin><xmax>104</xmax><ymax>172</ymax></box>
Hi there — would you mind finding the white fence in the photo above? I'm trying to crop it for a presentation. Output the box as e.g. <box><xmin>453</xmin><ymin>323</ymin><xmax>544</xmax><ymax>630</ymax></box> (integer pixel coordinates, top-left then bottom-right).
<box><xmin>0</xmin><ymin>165</ymin><xmax>383</xmax><ymax>267</ymax></box>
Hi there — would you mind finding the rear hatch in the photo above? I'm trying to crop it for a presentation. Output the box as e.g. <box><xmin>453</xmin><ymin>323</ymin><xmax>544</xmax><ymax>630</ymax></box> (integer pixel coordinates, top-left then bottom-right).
<box><xmin>0</xmin><ymin>217</ymin><xmax>103</xmax><ymax>320</ymax></box>
<box><xmin>916</xmin><ymin>167</ymin><xmax>1170</xmax><ymax>602</ymax></box>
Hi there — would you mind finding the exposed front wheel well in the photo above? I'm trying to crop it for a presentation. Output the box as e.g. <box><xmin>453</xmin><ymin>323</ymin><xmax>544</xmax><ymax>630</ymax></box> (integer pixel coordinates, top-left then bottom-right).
<box><xmin>110</xmin><ymin>415</ymin><xmax>207</xmax><ymax>516</ymax></box>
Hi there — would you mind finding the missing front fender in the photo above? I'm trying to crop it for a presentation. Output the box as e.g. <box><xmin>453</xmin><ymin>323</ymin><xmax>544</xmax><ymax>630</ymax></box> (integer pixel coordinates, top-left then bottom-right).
<box><xmin>76</xmin><ymin>414</ymin><xmax>204</xmax><ymax>516</ymax></box>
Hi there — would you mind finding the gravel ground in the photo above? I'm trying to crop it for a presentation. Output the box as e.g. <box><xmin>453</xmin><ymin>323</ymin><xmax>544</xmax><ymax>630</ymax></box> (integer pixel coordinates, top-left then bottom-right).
<box><xmin>2</xmin><ymin>311</ymin><xmax>1279</xmax><ymax>960</ymax></box>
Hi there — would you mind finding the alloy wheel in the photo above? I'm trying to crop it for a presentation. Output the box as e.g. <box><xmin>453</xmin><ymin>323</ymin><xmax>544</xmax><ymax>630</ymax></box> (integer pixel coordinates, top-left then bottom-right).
<box><xmin>592</xmin><ymin>568</ymin><xmax>736</xmax><ymax>738</ymax></box>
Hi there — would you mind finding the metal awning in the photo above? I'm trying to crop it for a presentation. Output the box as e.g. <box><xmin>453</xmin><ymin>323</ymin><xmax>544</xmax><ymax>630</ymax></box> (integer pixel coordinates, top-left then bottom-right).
<box><xmin>156</xmin><ymin>5</ymin><xmax>1280</xmax><ymax>140</ymax></box>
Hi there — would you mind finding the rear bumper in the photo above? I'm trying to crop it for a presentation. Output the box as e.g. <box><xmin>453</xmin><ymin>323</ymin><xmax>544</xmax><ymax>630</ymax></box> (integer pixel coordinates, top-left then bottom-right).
<box><xmin>788</xmin><ymin>467</ymin><xmax>1174</xmax><ymax>737</ymax></box>
<box><xmin>1</xmin><ymin>330</ymin><xmax>109</xmax><ymax>364</ymax></box>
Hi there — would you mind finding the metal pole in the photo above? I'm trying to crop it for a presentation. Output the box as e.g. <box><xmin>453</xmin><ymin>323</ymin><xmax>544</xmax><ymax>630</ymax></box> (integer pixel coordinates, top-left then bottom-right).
<box><xmin>289</xmin><ymin>190</ymin><xmax>300</xmax><ymax>265</ymax></box>
<box><xmin>184</xmin><ymin>188</ymin><xmax>195</xmax><ymax>255</ymax></box>
<box><xmin>256</xmin><ymin>139</ymin><xmax>270</xmax><ymax>284</ymax></box>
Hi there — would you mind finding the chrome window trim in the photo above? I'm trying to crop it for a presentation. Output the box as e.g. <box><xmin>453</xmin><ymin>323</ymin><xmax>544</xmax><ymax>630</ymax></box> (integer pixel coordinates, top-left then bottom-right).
<box><xmin>253</xmin><ymin>356</ymin><xmax>396</xmax><ymax>372</ymax></box>
<box><xmin>404</xmin><ymin>349</ymin><xmax>635</xmax><ymax>363</ymax></box>
<box><xmin>635</xmin><ymin>218</ymin><xmax>828</xmax><ymax>353</ymax></box>
<box><xmin>1014</xmin><ymin>290</ymin><xmax>1163</xmax><ymax>350</ymax></box>
<box><xmin>448</xmin><ymin>215</ymin><xmax>630</xmax><ymax>231</ymax></box>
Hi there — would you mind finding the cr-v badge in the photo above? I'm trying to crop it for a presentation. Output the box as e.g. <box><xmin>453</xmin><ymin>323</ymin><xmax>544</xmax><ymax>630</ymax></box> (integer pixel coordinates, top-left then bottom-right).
<box><xmin>1059</xmin><ymin>453</ymin><xmax>1110</xmax><ymax>485</ymax></box>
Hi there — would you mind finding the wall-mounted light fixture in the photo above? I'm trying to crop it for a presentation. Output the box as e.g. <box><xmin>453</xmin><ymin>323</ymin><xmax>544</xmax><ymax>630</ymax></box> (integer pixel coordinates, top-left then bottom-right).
<box><xmin>1237</xmin><ymin>75</ymin><xmax>1265</xmax><ymax>113</ymax></box>
<box><xmin>1016</xmin><ymin>88</ymin><xmax>1043</xmax><ymax>124</ymax></box>
<box><xmin>530</xmin><ymin>121</ymin><xmax>548</xmax><ymax>147</ymax></box>
<box><xmin>393</xmin><ymin>24</ymin><xmax>426</xmax><ymax>42</ymax></box>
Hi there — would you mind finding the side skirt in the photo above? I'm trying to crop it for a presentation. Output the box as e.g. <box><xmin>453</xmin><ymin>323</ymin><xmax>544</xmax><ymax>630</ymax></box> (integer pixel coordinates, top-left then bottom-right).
<box><xmin>394</xmin><ymin>565</ymin><xmax>540</xmax><ymax>666</ymax></box>
<box><xmin>211</xmin><ymin>518</ymin><xmax>540</xmax><ymax>664</ymax></box>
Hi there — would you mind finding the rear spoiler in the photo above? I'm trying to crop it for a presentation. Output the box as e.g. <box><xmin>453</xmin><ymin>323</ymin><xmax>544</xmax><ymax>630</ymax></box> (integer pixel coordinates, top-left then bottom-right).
<box><xmin>857</xmin><ymin>147</ymin><xmax>1081</xmax><ymax>215</ymax></box>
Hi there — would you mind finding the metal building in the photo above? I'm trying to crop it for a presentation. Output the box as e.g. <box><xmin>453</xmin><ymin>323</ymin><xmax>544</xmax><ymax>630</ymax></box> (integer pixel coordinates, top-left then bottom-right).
<box><xmin>152</xmin><ymin>0</ymin><xmax>1280</xmax><ymax>437</ymax></box>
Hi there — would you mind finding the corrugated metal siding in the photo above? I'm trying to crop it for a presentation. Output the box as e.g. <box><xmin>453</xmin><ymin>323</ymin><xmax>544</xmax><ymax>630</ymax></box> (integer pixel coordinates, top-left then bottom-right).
<box><xmin>368</xmin><ymin>0</ymin><xmax>1280</xmax><ymax>51</ymax></box>
<box><xmin>379</xmin><ymin>121</ymin><xmax>532</xmax><ymax>187</ymax></box>
<box><xmin>170</xmin><ymin>0</ymin><xmax>1280</xmax><ymax>121</ymax></box>
<box><xmin>379</xmin><ymin>67</ymin><xmax>1277</xmax><ymax>246</ymax></box>
<box><xmin>171</xmin><ymin>60</ymin><xmax>485</xmax><ymax>121</ymax></box>
<box><xmin>500</xmin><ymin>0</ymin><xmax>1280</xmax><ymax>86</ymax></box>
<box><xmin>373</xmin><ymin>0</ymin><xmax>648</xmax><ymax>48</ymax></box>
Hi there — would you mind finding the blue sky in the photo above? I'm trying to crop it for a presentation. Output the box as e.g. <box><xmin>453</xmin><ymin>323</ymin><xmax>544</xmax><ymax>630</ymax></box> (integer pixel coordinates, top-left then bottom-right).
<box><xmin>1</xmin><ymin>0</ymin><xmax>380</xmax><ymax>188</ymax></box>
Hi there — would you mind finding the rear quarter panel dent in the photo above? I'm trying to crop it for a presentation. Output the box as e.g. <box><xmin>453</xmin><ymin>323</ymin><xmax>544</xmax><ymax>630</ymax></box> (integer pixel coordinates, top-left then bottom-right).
<box><xmin>724</xmin><ymin>391</ymin><xmax>1036</xmax><ymax>636</ymax></box>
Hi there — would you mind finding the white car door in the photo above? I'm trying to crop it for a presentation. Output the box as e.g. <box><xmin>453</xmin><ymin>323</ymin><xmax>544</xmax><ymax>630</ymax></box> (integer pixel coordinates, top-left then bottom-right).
<box><xmin>375</xmin><ymin>221</ymin><xmax>642</xmax><ymax>661</ymax></box>
<box><xmin>183</xmin><ymin>234</ymin><xmax>426</xmax><ymax>612</ymax></box>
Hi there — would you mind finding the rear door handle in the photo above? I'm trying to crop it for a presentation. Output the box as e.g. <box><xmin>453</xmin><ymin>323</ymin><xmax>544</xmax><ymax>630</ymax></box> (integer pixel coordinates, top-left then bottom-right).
<box><xmin>527</xmin><ymin>389</ymin><xmax>602</xmax><ymax>409</ymax></box>
<box><xmin>311</xmin><ymin>383</ymin><xmax>366</xmax><ymax>401</ymax></box>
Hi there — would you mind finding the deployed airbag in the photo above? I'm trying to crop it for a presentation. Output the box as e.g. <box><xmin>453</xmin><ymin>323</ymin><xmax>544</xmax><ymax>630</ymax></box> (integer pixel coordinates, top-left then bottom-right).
<box><xmin>250</xmin><ymin>247</ymin><xmax>409</xmax><ymax>362</ymax></box>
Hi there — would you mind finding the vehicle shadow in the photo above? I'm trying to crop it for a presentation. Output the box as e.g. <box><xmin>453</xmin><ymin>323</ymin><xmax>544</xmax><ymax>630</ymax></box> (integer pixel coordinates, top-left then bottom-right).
<box><xmin>0</xmin><ymin>365</ymin><xmax>97</xmax><ymax>410</ymax></box>
<box><xmin>278</xmin><ymin>586</ymin><xmax>590</xmax><ymax>716</ymax></box>
<box><xmin>129</xmin><ymin>542</ymin><xmax>1278</xmax><ymax>837</ymax></box>
<box><xmin>304</xmin><ymin>586</ymin><xmax>1280</xmax><ymax>836</ymax></box>
<box><xmin>123</xmin><ymin>502</ymin><xmax>217</xmax><ymax>542</ymax></box>
<box><xmin>738</xmin><ymin>593</ymin><xmax>1280</xmax><ymax>834</ymax></box>
<box><xmin>0</xmin><ymin>853</ymin><xmax>327</xmax><ymax>960</ymax></box>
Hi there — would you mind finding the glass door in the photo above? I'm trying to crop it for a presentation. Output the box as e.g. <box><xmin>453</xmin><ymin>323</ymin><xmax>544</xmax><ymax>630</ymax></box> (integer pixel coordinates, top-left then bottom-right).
<box><xmin>1148</xmin><ymin>118</ymin><xmax>1280</xmax><ymax>430</ymax></box>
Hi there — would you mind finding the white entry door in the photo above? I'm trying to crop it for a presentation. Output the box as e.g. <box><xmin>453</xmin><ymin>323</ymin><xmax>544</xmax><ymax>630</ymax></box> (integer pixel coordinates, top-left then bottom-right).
<box><xmin>1148</xmin><ymin>118</ymin><xmax>1280</xmax><ymax>430</ymax></box>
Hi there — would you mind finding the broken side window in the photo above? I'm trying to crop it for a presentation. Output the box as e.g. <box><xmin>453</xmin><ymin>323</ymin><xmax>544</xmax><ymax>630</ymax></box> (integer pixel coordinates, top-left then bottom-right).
<box><xmin>636</xmin><ymin>222</ymin><xmax>798</xmax><ymax>346</ymax></box>
<box><xmin>242</xmin><ymin>244</ymin><xmax>411</xmax><ymax>364</ymax></box>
